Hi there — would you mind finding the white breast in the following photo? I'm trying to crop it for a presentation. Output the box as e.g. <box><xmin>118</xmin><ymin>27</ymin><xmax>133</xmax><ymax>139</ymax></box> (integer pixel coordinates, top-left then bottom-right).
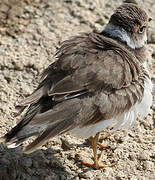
<box><xmin>70</xmin><ymin>63</ymin><xmax>153</xmax><ymax>139</ymax></box>
<box><xmin>113</xmin><ymin>72</ymin><xmax>153</xmax><ymax>130</ymax></box>
<box><xmin>134</xmin><ymin>62</ymin><xmax>153</xmax><ymax>118</ymax></box>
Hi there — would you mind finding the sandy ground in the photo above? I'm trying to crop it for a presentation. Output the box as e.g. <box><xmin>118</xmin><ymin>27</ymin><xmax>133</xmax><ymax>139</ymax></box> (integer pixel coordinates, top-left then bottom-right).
<box><xmin>0</xmin><ymin>0</ymin><xmax>155</xmax><ymax>179</ymax></box>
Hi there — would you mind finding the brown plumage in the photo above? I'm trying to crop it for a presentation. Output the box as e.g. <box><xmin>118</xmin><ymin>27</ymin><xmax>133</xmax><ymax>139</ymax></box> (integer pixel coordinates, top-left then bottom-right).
<box><xmin>0</xmin><ymin>3</ymin><xmax>152</xmax><ymax>164</ymax></box>
<box><xmin>110</xmin><ymin>3</ymin><xmax>148</xmax><ymax>33</ymax></box>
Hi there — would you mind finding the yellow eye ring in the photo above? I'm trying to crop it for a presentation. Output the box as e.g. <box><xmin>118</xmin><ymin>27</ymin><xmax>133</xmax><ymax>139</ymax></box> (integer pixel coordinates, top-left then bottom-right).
<box><xmin>137</xmin><ymin>25</ymin><xmax>146</xmax><ymax>33</ymax></box>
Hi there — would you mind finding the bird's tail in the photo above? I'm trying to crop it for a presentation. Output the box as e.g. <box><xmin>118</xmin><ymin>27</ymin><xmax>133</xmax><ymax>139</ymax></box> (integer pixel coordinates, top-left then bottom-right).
<box><xmin>1</xmin><ymin>98</ymin><xmax>80</xmax><ymax>153</ymax></box>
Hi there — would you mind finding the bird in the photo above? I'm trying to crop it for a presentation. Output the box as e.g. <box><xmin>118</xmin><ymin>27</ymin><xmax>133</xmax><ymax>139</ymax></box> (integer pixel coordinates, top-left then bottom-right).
<box><xmin>0</xmin><ymin>2</ymin><xmax>153</xmax><ymax>169</ymax></box>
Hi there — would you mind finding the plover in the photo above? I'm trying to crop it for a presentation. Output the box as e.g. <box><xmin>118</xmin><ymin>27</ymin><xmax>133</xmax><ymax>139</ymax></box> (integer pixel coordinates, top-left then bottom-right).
<box><xmin>0</xmin><ymin>2</ymin><xmax>152</xmax><ymax>169</ymax></box>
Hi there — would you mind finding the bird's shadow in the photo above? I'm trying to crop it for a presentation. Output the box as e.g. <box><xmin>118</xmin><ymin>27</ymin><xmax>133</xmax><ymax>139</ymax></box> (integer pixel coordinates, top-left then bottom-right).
<box><xmin>0</xmin><ymin>143</ymin><xmax>70</xmax><ymax>180</ymax></box>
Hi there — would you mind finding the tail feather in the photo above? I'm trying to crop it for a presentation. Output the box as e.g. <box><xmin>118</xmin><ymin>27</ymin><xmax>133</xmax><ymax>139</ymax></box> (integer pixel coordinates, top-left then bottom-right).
<box><xmin>5</xmin><ymin>124</ymin><xmax>47</xmax><ymax>148</ymax></box>
<box><xmin>2</xmin><ymin>99</ymin><xmax>80</xmax><ymax>153</ymax></box>
<box><xmin>5</xmin><ymin>95</ymin><xmax>57</xmax><ymax>144</ymax></box>
<box><xmin>5</xmin><ymin>103</ymin><xmax>41</xmax><ymax>143</ymax></box>
<box><xmin>23</xmin><ymin>119</ymin><xmax>75</xmax><ymax>153</ymax></box>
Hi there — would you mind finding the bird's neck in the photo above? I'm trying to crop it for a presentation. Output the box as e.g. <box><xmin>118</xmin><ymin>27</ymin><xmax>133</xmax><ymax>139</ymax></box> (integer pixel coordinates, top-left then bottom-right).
<box><xmin>101</xmin><ymin>23</ymin><xmax>146</xmax><ymax>49</ymax></box>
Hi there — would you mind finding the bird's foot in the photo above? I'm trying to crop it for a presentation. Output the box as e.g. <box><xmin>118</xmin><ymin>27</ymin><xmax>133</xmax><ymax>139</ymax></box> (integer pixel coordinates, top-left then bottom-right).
<box><xmin>81</xmin><ymin>150</ymin><xmax>116</xmax><ymax>169</ymax></box>
<box><xmin>82</xmin><ymin>132</ymin><xmax>116</xmax><ymax>169</ymax></box>
<box><xmin>97</xmin><ymin>142</ymin><xmax>109</xmax><ymax>150</ymax></box>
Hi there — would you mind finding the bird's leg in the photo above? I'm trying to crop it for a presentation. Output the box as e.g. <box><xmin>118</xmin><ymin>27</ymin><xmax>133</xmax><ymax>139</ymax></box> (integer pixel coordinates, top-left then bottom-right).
<box><xmin>81</xmin><ymin>133</ymin><xmax>101</xmax><ymax>169</ymax></box>
<box><xmin>91</xmin><ymin>132</ymin><xmax>100</xmax><ymax>168</ymax></box>
<box><xmin>97</xmin><ymin>132</ymin><xmax>116</xmax><ymax>168</ymax></box>
<box><xmin>81</xmin><ymin>132</ymin><xmax>116</xmax><ymax>169</ymax></box>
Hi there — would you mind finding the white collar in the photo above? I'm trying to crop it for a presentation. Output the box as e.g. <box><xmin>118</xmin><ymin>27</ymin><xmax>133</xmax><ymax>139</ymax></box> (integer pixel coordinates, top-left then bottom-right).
<box><xmin>103</xmin><ymin>23</ymin><xmax>147</xmax><ymax>49</ymax></box>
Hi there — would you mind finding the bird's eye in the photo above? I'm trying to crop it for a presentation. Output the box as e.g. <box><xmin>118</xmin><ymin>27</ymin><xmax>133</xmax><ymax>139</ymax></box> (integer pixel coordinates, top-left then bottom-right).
<box><xmin>137</xmin><ymin>25</ymin><xmax>146</xmax><ymax>33</ymax></box>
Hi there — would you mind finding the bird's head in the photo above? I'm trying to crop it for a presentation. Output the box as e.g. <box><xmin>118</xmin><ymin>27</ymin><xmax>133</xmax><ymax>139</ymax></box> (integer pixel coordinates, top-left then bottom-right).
<box><xmin>103</xmin><ymin>3</ymin><xmax>152</xmax><ymax>49</ymax></box>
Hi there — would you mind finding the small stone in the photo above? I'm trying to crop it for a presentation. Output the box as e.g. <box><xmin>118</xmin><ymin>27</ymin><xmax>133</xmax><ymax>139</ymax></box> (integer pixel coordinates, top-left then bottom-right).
<box><xmin>152</xmin><ymin>104</ymin><xmax>155</xmax><ymax>111</ymax></box>
<box><xmin>138</xmin><ymin>151</ymin><xmax>149</xmax><ymax>161</ymax></box>
<box><xmin>130</xmin><ymin>177</ymin><xmax>138</xmax><ymax>180</ymax></box>
<box><xmin>67</xmin><ymin>152</ymin><xmax>75</xmax><ymax>160</ymax></box>
<box><xmin>61</xmin><ymin>138</ymin><xmax>73</xmax><ymax>150</ymax></box>
<box><xmin>79</xmin><ymin>171</ymin><xmax>93</xmax><ymax>179</ymax></box>
<box><xmin>143</xmin><ymin>161</ymin><xmax>154</xmax><ymax>170</ymax></box>
<box><xmin>74</xmin><ymin>177</ymin><xmax>80</xmax><ymax>180</ymax></box>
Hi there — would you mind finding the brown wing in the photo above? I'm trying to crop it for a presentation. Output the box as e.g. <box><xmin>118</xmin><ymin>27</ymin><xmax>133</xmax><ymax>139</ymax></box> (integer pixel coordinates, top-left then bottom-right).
<box><xmin>16</xmin><ymin>33</ymin><xmax>146</xmax><ymax>128</ymax></box>
<box><xmin>20</xmin><ymin>33</ymin><xmax>141</xmax><ymax>106</ymax></box>
<box><xmin>49</xmin><ymin>51</ymin><xmax>126</xmax><ymax>95</ymax></box>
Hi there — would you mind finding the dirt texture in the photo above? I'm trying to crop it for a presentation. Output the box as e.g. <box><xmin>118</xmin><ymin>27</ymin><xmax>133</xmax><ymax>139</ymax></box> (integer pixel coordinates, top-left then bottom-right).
<box><xmin>0</xmin><ymin>0</ymin><xmax>154</xmax><ymax>179</ymax></box>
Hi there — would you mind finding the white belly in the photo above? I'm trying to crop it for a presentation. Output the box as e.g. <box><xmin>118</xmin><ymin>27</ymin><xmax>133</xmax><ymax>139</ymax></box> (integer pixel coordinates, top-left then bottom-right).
<box><xmin>70</xmin><ymin>63</ymin><xmax>153</xmax><ymax>139</ymax></box>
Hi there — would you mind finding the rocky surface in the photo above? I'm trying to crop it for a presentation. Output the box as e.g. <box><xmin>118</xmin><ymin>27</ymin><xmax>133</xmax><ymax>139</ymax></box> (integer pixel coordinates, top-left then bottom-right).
<box><xmin>0</xmin><ymin>0</ymin><xmax>154</xmax><ymax>179</ymax></box>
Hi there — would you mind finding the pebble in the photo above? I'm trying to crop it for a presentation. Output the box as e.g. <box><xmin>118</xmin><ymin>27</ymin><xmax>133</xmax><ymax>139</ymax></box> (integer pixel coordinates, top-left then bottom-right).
<box><xmin>79</xmin><ymin>171</ymin><xmax>93</xmax><ymax>179</ymax></box>
<box><xmin>138</xmin><ymin>151</ymin><xmax>149</xmax><ymax>161</ymax></box>
<box><xmin>74</xmin><ymin>177</ymin><xmax>80</xmax><ymax>180</ymax></box>
<box><xmin>61</xmin><ymin>138</ymin><xmax>73</xmax><ymax>150</ymax></box>
<box><xmin>143</xmin><ymin>161</ymin><xmax>154</xmax><ymax>170</ymax></box>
